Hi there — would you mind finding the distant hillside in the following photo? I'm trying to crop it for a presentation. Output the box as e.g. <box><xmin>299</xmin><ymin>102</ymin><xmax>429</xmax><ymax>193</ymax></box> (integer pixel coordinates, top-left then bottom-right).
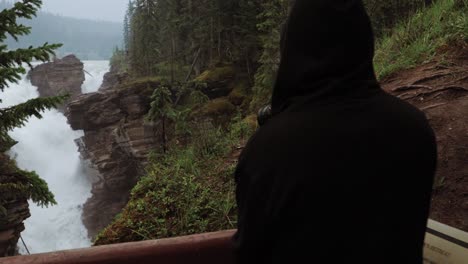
<box><xmin>1</xmin><ymin>1</ymin><xmax>122</xmax><ymax>60</ymax></box>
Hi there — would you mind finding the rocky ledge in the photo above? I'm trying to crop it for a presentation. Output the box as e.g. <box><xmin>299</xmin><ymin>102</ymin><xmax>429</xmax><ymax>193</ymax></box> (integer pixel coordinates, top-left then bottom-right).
<box><xmin>67</xmin><ymin>81</ymin><xmax>162</xmax><ymax>238</ymax></box>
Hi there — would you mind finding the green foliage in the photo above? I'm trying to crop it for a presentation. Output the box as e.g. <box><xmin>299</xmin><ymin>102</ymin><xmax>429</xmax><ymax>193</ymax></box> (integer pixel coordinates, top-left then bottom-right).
<box><xmin>0</xmin><ymin>1</ymin><xmax>63</xmax><ymax>89</ymax></box>
<box><xmin>363</xmin><ymin>0</ymin><xmax>432</xmax><ymax>37</ymax></box>
<box><xmin>192</xmin><ymin>121</ymin><xmax>228</xmax><ymax>158</ymax></box>
<box><xmin>16</xmin><ymin>170</ymin><xmax>56</xmax><ymax>207</ymax></box>
<box><xmin>194</xmin><ymin>66</ymin><xmax>236</xmax><ymax>82</ymax></box>
<box><xmin>374</xmin><ymin>0</ymin><xmax>467</xmax><ymax>79</ymax></box>
<box><xmin>109</xmin><ymin>46</ymin><xmax>128</xmax><ymax>73</ymax></box>
<box><xmin>123</xmin><ymin>0</ymin><xmax>263</xmax><ymax>82</ymax></box>
<box><xmin>250</xmin><ymin>0</ymin><xmax>290</xmax><ymax>111</ymax></box>
<box><xmin>0</xmin><ymin>155</ymin><xmax>56</xmax><ymax>215</ymax></box>
<box><xmin>148</xmin><ymin>84</ymin><xmax>174</xmax><ymax>153</ymax></box>
<box><xmin>148</xmin><ymin>84</ymin><xmax>173</xmax><ymax>122</ymax></box>
<box><xmin>0</xmin><ymin>0</ymin><xmax>63</xmax><ymax>208</ymax></box>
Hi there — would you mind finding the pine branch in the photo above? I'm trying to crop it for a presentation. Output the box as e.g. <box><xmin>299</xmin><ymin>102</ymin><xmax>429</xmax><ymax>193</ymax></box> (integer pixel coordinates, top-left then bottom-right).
<box><xmin>0</xmin><ymin>43</ymin><xmax>63</xmax><ymax>90</ymax></box>
<box><xmin>0</xmin><ymin>0</ymin><xmax>42</xmax><ymax>42</ymax></box>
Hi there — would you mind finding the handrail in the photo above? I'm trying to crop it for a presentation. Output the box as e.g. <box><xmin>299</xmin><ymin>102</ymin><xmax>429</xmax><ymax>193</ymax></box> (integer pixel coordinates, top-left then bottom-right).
<box><xmin>3</xmin><ymin>220</ymin><xmax>466</xmax><ymax>264</ymax></box>
<box><xmin>0</xmin><ymin>230</ymin><xmax>236</xmax><ymax>264</ymax></box>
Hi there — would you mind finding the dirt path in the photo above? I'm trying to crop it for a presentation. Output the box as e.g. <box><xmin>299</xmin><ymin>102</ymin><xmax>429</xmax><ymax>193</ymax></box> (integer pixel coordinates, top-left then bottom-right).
<box><xmin>381</xmin><ymin>42</ymin><xmax>468</xmax><ymax>231</ymax></box>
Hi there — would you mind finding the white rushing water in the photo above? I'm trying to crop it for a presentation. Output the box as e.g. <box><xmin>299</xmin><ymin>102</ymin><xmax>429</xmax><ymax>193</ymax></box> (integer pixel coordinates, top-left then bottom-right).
<box><xmin>0</xmin><ymin>61</ymin><xmax>109</xmax><ymax>254</ymax></box>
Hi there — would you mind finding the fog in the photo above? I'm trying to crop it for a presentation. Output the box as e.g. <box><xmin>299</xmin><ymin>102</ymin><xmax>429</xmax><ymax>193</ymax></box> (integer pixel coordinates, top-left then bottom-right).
<box><xmin>41</xmin><ymin>0</ymin><xmax>128</xmax><ymax>22</ymax></box>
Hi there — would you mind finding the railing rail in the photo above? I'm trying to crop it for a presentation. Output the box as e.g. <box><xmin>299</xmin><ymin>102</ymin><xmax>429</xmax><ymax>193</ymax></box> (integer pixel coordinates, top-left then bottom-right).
<box><xmin>3</xmin><ymin>220</ymin><xmax>467</xmax><ymax>264</ymax></box>
<box><xmin>0</xmin><ymin>230</ymin><xmax>236</xmax><ymax>264</ymax></box>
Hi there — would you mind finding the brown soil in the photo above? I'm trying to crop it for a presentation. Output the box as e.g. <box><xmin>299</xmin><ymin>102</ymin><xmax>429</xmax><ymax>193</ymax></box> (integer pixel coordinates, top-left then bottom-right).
<box><xmin>381</xmin><ymin>42</ymin><xmax>468</xmax><ymax>231</ymax></box>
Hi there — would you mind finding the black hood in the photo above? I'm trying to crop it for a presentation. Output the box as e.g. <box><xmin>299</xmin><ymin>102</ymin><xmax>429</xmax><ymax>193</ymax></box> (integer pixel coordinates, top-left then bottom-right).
<box><xmin>271</xmin><ymin>0</ymin><xmax>379</xmax><ymax>114</ymax></box>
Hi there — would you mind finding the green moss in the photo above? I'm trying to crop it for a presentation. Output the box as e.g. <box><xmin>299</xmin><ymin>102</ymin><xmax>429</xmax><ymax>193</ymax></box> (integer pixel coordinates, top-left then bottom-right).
<box><xmin>194</xmin><ymin>66</ymin><xmax>236</xmax><ymax>83</ymax></box>
<box><xmin>118</xmin><ymin>76</ymin><xmax>164</xmax><ymax>90</ymax></box>
<box><xmin>374</xmin><ymin>0</ymin><xmax>467</xmax><ymax>79</ymax></box>
<box><xmin>243</xmin><ymin>114</ymin><xmax>258</xmax><ymax>131</ymax></box>
<box><xmin>200</xmin><ymin>97</ymin><xmax>236</xmax><ymax>117</ymax></box>
<box><xmin>0</xmin><ymin>154</ymin><xmax>56</xmax><ymax>214</ymax></box>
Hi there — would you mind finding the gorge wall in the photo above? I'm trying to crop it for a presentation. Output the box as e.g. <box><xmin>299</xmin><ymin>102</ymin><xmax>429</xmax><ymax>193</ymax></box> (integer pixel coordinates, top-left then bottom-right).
<box><xmin>67</xmin><ymin>82</ymin><xmax>161</xmax><ymax>238</ymax></box>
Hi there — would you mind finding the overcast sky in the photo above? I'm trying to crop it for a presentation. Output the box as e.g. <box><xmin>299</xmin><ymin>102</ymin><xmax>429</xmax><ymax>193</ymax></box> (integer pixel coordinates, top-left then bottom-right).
<box><xmin>41</xmin><ymin>0</ymin><xmax>128</xmax><ymax>23</ymax></box>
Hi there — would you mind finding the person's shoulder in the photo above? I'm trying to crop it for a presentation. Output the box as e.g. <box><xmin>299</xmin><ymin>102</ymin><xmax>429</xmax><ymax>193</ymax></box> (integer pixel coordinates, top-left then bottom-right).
<box><xmin>377</xmin><ymin>91</ymin><xmax>432</xmax><ymax>127</ymax></box>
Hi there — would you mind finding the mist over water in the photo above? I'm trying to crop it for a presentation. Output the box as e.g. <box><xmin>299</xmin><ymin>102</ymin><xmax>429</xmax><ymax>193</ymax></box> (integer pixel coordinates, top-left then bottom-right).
<box><xmin>82</xmin><ymin>61</ymin><xmax>110</xmax><ymax>94</ymax></box>
<box><xmin>0</xmin><ymin>61</ymin><xmax>109</xmax><ymax>254</ymax></box>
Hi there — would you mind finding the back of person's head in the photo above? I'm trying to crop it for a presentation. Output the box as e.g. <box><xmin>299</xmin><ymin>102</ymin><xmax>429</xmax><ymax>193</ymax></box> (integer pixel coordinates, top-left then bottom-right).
<box><xmin>272</xmin><ymin>0</ymin><xmax>378</xmax><ymax>113</ymax></box>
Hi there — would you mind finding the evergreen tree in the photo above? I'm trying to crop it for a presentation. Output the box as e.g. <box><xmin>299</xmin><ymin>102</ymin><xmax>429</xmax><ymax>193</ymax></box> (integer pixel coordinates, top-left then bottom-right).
<box><xmin>363</xmin><ymin>0</ymin><xmax>432</xmax><ymax>36</ymax></box>
<box><xmin>123</xmin><ymin>0</ymin><xmax>134</xmax><ymax>52</ymax></box>
<box><xmin>148</xmin><ymin>85</ymin><xmax>173</xmax><ymax>153</ymax></box>
<box><xmin>129</xmin><ymin>0</ymin><xmax>160</xmax><ymax>77</ymax></box>
<box><xmin>250</xmin><ymin>0</ymin><xmax>290</xmax><ymax>111</ymax></box>
<box><xmin>0</xmin><ymin>0</ymin><xmax>66</xmax><ymax>210</ymax></box>
<box><xmin>120</xmin><ymin>0</ymin><xmax>428</xmax><ymax>110</ymax></box>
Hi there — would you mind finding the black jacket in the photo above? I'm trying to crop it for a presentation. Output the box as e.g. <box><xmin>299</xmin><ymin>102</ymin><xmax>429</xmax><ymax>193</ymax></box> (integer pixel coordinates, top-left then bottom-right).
<box><xmin>234</xmin><ymin>1</ymin><xmax>437</xmax><ymax>263</ymax></box>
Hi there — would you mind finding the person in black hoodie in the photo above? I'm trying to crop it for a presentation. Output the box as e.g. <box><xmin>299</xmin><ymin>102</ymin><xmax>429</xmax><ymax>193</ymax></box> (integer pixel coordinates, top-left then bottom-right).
<box><xmin>233</xmin><ymin>0</ymin><xmax>437</xmax><ymax>263</ymax></box>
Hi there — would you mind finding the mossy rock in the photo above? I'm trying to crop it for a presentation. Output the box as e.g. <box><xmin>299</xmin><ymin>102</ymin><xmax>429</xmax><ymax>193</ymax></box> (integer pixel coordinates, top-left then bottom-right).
<box><xmin>200</xmin><ymin>97</ymin><xmax>236</xmax><ymax>117</ymax></box>
<box><xmin>118</xmin><ymin>76</ymin><xmax>164</xmax><ymax>90</ymax></box>
<box><xmin>243</xmin><ymin>114</ymin><xmax>258</xmax><ymax>131</ymax></box>
<box><xmin>194</xmin><ymin>66</ymin><xmax>236</xmax><ymax>83</ymax></box>
<box><xmin>228</xmin><ymin>80</ymin><xmax>250</xmax><ymax>106</ymax></box>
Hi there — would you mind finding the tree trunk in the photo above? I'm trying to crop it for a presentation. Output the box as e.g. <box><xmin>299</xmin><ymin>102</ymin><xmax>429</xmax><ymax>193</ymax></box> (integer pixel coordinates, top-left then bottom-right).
<box><xmin>217</xmin><ymin>15</ymin><xmax>222</xmax><ymax>61</ymax></box>
<box><xmin>171</xmin><ymin>32</ymin><xmax>176</xmax><ymax>83</ymax></box>
<box><xmin>162</xmin><ymin>115</ymin><xmax>167</xmax><ymax>154</ymax></box>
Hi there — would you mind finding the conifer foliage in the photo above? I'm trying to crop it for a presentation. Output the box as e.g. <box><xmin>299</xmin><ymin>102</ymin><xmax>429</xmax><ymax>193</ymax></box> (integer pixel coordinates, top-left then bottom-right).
<box><xmin>0</xmin><ymin>0</ymin><xmax>65</xmax><ymax>209</ymax></box>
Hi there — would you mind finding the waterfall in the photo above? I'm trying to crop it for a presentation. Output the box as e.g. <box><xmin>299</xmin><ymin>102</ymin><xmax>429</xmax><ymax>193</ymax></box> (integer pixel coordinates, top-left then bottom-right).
<box><xmin>0</xmin><ymin>61</ymin><xmax>109</xmax><ymax>254</ymax></box>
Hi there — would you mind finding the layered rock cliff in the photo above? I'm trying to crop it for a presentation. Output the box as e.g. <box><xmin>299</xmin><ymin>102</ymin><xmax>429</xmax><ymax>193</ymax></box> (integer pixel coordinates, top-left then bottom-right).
<box><xmin>67</xmin><ymin>81</ymin><xmax>162</xmax><ymax>238</ymax></box>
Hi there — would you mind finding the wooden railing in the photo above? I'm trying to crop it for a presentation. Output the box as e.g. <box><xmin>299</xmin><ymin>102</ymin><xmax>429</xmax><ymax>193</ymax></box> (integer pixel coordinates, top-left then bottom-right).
<box><xmin>0</xmin><ymin>230</ymin><xmax>236</xmax><ymax>264</ymax></box>
<box><xmin>3</xmin><ymin>220</ymin><xmax>467</xmax><ymax>264</ymax></box>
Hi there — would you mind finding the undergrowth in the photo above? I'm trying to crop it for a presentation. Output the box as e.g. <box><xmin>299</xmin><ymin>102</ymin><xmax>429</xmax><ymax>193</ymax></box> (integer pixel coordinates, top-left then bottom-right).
<box><xmin>94</xmin><ymin>114</ymin><xmax>253</xmax><ymax>245</ymax></box>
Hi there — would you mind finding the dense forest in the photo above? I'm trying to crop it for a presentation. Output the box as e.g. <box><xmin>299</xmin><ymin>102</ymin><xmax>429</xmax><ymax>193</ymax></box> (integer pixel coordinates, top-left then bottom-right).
<box><xmin>0</xmin><ymin>0</ymin><xmax>121</xmax><ymax>60</ymax></box>
<box><xmin>112</xmin><ymin>0</ymin><xmax>435</xmax><ymax>110</ymax></box>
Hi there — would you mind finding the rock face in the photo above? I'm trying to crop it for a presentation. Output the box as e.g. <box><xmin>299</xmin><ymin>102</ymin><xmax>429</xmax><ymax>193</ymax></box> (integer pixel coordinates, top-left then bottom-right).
<box><xmin>67</xmin><ymin>82</ymin><xmax>162</xmax><ymax>238</ymax></box>
<box><xmin>0</xmin><ymin>155</ymin><xmax>31</xmax><ymax>257</ymax></box>
<box><xmin>28</xmin><ymin>55</ymin><xmax>85</xmax><ymax>111</ymax></box>
<box><xmin>100</xmin><ymin>71</ymin><xmax>129</xmax><ymax>91</ymax></box>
